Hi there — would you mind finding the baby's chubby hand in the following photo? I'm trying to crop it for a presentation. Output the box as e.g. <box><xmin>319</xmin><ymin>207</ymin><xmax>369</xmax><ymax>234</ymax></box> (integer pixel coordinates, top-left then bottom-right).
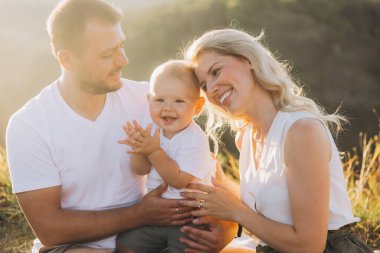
<box><xmin>118</xmin><ymin>120</ymin><xmax>161</xmax><ymax>156</ymax></box>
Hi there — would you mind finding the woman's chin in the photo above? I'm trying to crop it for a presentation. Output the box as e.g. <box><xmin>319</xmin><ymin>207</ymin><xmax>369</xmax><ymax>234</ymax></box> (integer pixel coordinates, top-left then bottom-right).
<box><xmin>225</xmin><ymin>108</ymin><xmax>243</xmax><ymax>118</ymax></box>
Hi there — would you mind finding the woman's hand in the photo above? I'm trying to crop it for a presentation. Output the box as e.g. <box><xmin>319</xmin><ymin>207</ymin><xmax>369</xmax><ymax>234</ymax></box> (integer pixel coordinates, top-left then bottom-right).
<box><xmin>180</xmin><ymin>216</ymin><xmax>237</xmax><ymax>253</ymax></box>
<box><xmin>180</xmin><ymin>177</ymin><xmax>248</xmax><ymax>221</ymax></box>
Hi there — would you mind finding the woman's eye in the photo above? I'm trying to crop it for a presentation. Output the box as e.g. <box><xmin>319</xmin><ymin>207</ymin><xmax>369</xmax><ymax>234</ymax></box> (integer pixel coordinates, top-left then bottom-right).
<box><xmin>212</xmin><ymin>68</ymin><xmax>221</xmax><ymax>76</ymax></box>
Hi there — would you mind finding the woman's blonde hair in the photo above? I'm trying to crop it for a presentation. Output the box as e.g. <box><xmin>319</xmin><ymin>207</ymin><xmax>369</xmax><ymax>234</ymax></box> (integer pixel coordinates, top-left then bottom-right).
<box><xmin>183</xmin><ymin>28</ymin><xmax>347</xmax><ymax>141</ymax></box>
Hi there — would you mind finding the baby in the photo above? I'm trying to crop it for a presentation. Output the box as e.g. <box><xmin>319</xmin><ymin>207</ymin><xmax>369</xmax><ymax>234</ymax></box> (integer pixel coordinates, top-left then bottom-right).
<box><xmin>117</xmin><ymin>60</ymin><xmax>216</xmax><ymax>253</ymax></box>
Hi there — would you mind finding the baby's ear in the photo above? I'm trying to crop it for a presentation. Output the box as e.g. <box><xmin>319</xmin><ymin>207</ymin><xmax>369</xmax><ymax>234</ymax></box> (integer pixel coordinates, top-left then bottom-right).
<box><xmin>195</xmin><ymin>97</ymin><xmax>205</xmax><ymax>114</ymax></box>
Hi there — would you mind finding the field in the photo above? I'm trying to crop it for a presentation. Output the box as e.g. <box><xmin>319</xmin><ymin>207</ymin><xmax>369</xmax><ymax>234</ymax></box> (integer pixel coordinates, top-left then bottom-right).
<box><xmin>1</xmin><ymin>122</ymin><xmax>379</xmax><ymax>252</ymax></box>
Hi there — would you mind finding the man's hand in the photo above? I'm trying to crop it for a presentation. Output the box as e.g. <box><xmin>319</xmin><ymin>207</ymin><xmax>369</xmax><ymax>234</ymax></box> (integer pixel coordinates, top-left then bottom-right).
<box><xmin>137</xmin><ymin>183</ymin><xmax>193</xmax><ymax>226</ymax></box>
<box><xmin>180</xmin><ymin>216</ymin><xmax>237</xmax><ymax>253</ymax></box>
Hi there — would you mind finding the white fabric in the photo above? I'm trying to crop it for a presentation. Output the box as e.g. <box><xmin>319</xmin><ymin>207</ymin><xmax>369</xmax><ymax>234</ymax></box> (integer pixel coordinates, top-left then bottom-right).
<box><xmin>239</xmin><ymin>110</ymin><xmax>359</xmax><ymax>243</ymax></box>
<box><xmin>6</xmin><ymin>79</ymin><xmax>151</xmax><ymax>252</ymax></box>
<box><xmin>146</xmin><ymin>121</ymin><xmax>216</xmax><ymax>199</ymax></box>
<box><xmin>227</xmin><ymin>233</ymin><xmax>258</xmax><ymax>250</ymax></box>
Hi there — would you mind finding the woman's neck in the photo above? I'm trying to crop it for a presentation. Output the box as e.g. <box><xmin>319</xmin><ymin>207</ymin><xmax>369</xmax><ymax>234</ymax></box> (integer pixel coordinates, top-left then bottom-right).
<box><xmin>247</xmin><ymin>97</ymin><xmax>278</xmax><ymax>140</ymax></box>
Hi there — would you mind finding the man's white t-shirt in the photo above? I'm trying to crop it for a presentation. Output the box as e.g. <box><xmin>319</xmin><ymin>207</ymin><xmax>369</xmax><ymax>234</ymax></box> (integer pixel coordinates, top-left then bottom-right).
<box><xmin>146</xmin><ymin>121</ymin><xmax>216</xmax><ymax>199</ymax></box>
<box><xmin>6</xmin><ymin>79</ymin><xmax>151</xmax><ymax>251</ymax></box>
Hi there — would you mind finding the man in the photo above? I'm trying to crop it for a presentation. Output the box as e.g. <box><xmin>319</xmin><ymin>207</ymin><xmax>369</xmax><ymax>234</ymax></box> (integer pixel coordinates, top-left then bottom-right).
<box><xmin>6</xmin><ymin>0</ymin><xmax>237</xmax><ymax>252</ymax></box>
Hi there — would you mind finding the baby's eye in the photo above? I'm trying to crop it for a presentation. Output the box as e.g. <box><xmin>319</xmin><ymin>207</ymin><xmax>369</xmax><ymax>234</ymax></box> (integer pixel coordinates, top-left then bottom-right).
<box><xmin>175</xmin><ymin>99</ymin><xmax>185</xmax><ymax>103</ymax></box>
<box><xmin>155</xmin><ymin>98</ymin><xmax>164</xmax><ymax>102</ymax></box>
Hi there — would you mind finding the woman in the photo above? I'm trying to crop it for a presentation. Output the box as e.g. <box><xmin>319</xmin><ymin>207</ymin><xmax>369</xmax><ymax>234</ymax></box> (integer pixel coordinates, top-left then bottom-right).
<box><xmin>180</xmin><ymin>29</ymin><xmax>372</xmax><ymax>253</ymax></box>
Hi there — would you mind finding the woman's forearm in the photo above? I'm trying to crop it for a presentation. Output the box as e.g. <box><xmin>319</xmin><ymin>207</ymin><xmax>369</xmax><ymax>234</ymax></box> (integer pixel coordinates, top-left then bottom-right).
<box><xmin>222</xmin><ymin>177</ymin><xmax>241</xmax><ymax>199</ymax></box>
<box><xmin>235</xmin><ymin>207</ymin><xmax>324</xmax><ymax>253</ymax></box>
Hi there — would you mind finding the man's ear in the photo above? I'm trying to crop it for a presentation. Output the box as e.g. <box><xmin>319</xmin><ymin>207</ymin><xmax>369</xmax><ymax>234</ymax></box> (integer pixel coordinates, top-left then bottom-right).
<box><xmin>57</xmin><ymin>50</ymin><xmax>73</xmax><ymax>72</ymax></box>
<box><xmin>195</xmin><ymin>97</ymin><xmax>205</xmax><ymax>115</ymax></box>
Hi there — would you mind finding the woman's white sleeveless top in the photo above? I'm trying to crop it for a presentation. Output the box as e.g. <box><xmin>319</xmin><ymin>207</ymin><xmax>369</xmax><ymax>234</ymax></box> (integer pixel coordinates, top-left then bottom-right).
<box><xmin>239</xmin><ymin>110</ymin><xmax>359</xmax><ymax>230</ymax></box>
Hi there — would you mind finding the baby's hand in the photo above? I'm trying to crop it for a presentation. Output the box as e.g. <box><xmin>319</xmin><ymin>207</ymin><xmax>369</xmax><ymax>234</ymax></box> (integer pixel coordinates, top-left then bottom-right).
<box><xmin>118</xmin><ymin>120</ymin><xmax>161</xmax><ymax>156</ymax></box>
<box><xmin>118</xmin><ymin>121</ymin><xmax>141</xmax><ymax>149</ymax></box>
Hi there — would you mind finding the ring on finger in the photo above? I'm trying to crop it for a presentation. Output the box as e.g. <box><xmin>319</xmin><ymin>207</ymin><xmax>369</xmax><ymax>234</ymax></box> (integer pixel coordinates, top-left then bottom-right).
<box><xmin>176</xmin><ymin>208</ymin><xmax>180</xmax><ymax>213</ymax></box>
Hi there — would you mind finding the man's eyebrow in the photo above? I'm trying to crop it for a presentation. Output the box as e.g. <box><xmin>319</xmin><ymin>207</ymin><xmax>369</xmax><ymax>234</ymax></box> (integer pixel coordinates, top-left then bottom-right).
<box><xmin>101</xmin><ymin>39</ymin><xmax>126</xmax><ymax>54</ymax></box>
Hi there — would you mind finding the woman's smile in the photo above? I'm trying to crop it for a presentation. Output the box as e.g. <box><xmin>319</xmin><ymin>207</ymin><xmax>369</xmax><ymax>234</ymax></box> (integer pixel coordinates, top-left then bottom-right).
<box><xmin>219</xmin><ymin>89</ymin><xmax>233</xmax><ymax>105</ymax></box>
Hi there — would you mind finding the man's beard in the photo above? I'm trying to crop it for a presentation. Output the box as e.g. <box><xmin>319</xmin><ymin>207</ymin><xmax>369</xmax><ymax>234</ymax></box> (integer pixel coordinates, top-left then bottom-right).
<box><xmin>79</xmin><ymin>79</ymin><xmax>122</xmax><ymax>94</ymax></box>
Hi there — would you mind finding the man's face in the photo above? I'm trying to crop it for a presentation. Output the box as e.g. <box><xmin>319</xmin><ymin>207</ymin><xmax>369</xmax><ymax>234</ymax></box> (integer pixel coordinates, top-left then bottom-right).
<box><xmin>70</xmin><ymin>19</ymin><xmax>128</xmax><ymax>94</ymax></box>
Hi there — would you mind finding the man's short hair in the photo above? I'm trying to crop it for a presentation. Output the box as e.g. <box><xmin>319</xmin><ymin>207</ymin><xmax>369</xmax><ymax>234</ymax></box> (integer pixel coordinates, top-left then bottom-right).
<box><xmin>47</xmin><ymin>0</ymin><xmax>123</xmax><ymax>58</ymax></box>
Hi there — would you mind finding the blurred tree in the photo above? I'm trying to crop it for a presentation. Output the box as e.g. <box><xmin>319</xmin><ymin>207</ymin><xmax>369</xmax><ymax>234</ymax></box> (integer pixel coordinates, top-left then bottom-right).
<box><xmin>122</xmin><ymin>0</ymin><xmax>380</xmax><ymax>152</ymax></box>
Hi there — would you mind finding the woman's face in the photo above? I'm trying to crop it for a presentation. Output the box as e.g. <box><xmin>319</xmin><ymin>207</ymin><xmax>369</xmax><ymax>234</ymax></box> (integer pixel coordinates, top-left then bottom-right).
<box><xmin>194</xmin><ymin>51</ymin><xmax>256</xmax><ymax>117</ymax></box>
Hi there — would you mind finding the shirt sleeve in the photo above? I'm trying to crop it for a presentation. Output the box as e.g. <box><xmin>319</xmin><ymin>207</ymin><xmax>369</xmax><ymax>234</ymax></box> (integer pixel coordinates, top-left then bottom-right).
<box><xmin>6</xmin><ymin>117</ymin><xmax>61</xmax><ymax>193</ymax></box>
<box><xmin>174</xmin><ymin>131</ymin><xmax>216</xmax><ymax>180</ymax></box>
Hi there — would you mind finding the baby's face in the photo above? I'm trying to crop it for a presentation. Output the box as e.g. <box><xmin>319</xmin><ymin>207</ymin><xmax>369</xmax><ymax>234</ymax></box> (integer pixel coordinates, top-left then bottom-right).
<box><xmin>148</xmin><ymin>75</ymin><xmax>201</xmax><ymax>139</ymax></box>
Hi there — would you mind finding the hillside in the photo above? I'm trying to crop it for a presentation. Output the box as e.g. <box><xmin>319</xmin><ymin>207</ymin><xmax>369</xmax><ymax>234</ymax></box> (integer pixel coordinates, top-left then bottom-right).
<box><xmin>1</xmin><ymin>0</ymin><xmax>379</xmax><ymax>153</ymax></box>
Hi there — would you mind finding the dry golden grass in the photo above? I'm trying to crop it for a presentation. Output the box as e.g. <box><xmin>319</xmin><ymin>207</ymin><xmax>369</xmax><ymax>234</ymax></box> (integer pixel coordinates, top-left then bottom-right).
<box><xmin>343</xmin><ymin>130</ymin><xmax>380</xmax><ymax>247</ymax></box>
<box><xmin>0</xmin><ymin>146</ymin><xmax>34</xmax><ymax>253</ymax></box>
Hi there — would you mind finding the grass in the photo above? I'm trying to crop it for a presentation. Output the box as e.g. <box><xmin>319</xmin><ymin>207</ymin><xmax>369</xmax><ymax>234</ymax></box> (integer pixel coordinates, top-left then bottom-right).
<box><xmin>1</xmin><ymin>121</ymin><xmax>379</xmax><ymax>251</ymax></box>
<box><xmin>0</xmin><ymin>147</ymin><xmax>34</xmax><ymax>252</ymax></box>
<box><xmin>343</xmin><ymin>130</ymin><xmax>380</xmax><ymax>246</ymax></box>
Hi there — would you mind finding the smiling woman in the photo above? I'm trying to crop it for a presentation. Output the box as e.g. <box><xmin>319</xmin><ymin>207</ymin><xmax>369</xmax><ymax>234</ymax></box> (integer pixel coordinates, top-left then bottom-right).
<box><xmin>180</xmin><ymin>28</ymin><xmax>373</xmax><ymax>253</ymax></box>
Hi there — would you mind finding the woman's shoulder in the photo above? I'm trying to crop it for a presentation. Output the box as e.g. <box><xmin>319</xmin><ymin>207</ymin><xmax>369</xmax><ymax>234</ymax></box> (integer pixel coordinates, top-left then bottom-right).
<box><xmin>285</xmin><ymin>117</ymin><xmax>331</xmax><ymax>158</ymax></box>
<box><xmin>288</xmin><ymin>117</ymin><xmax>326</xmax><ymax>138</ymax></box>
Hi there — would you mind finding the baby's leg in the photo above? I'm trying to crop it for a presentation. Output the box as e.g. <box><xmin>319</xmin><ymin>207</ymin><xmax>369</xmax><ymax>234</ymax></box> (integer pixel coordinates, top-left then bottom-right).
<box><xmin>116</xmin><ymin>226</ymin><xmax>167</xmax><ymax>253</ymax></box>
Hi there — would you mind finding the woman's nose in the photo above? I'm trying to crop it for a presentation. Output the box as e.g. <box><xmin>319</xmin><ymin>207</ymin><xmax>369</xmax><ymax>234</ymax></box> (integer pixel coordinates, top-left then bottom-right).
<box><xmin>206</xmin><ymin>79</ymin><xmax>219</xmax><ymax>95</ymax></box>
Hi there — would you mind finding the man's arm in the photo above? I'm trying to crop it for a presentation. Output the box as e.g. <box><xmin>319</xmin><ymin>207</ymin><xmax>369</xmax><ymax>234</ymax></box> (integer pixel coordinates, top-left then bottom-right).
<box><xmin>16</xmin><ymin>184</ymin><xmax>193</xmax><ymax>247</ymax></box>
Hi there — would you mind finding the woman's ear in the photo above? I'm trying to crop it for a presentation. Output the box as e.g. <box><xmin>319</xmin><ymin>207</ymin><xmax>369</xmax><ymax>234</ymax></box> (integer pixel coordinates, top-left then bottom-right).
<box><xmin>58</xmin><ymin>50</ymin><xmax>72</xmax><ymax>72</ymax></box>
<box><xmin>195</xmin><ymin>97</ymin><xmax>205</xmax><ymax>115</ymax></box>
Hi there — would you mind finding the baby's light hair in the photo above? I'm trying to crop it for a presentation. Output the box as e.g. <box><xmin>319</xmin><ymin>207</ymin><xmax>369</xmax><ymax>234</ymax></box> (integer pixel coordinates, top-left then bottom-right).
<box><xmin>150</xmin><ymin>60</ymin><xmax>200</xmax><ymax>97</ymax></box>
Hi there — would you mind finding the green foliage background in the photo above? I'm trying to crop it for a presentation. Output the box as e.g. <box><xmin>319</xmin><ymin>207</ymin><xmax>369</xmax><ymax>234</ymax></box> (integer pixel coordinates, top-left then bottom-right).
<box><xmin>122</xmin><ymin>0</ymin><xmax>380</xmax><ymax>152</ymax></box>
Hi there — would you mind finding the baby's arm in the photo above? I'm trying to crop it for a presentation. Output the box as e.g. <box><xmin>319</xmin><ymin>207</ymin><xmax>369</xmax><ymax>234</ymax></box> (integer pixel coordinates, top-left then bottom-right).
<box><xmin>129</xmin><ymin>154</ymin><xmax>151</xmax><ymax>175</ymax></box>
<box><xmin>126</xmin><ymin>121</ymin><xmax>195</xmax><ymax>189</ymax></box>
<box><xmin>148</xmin><ymin>149</ymin><xmax>194</xmax><ymax>189</ymax></box>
